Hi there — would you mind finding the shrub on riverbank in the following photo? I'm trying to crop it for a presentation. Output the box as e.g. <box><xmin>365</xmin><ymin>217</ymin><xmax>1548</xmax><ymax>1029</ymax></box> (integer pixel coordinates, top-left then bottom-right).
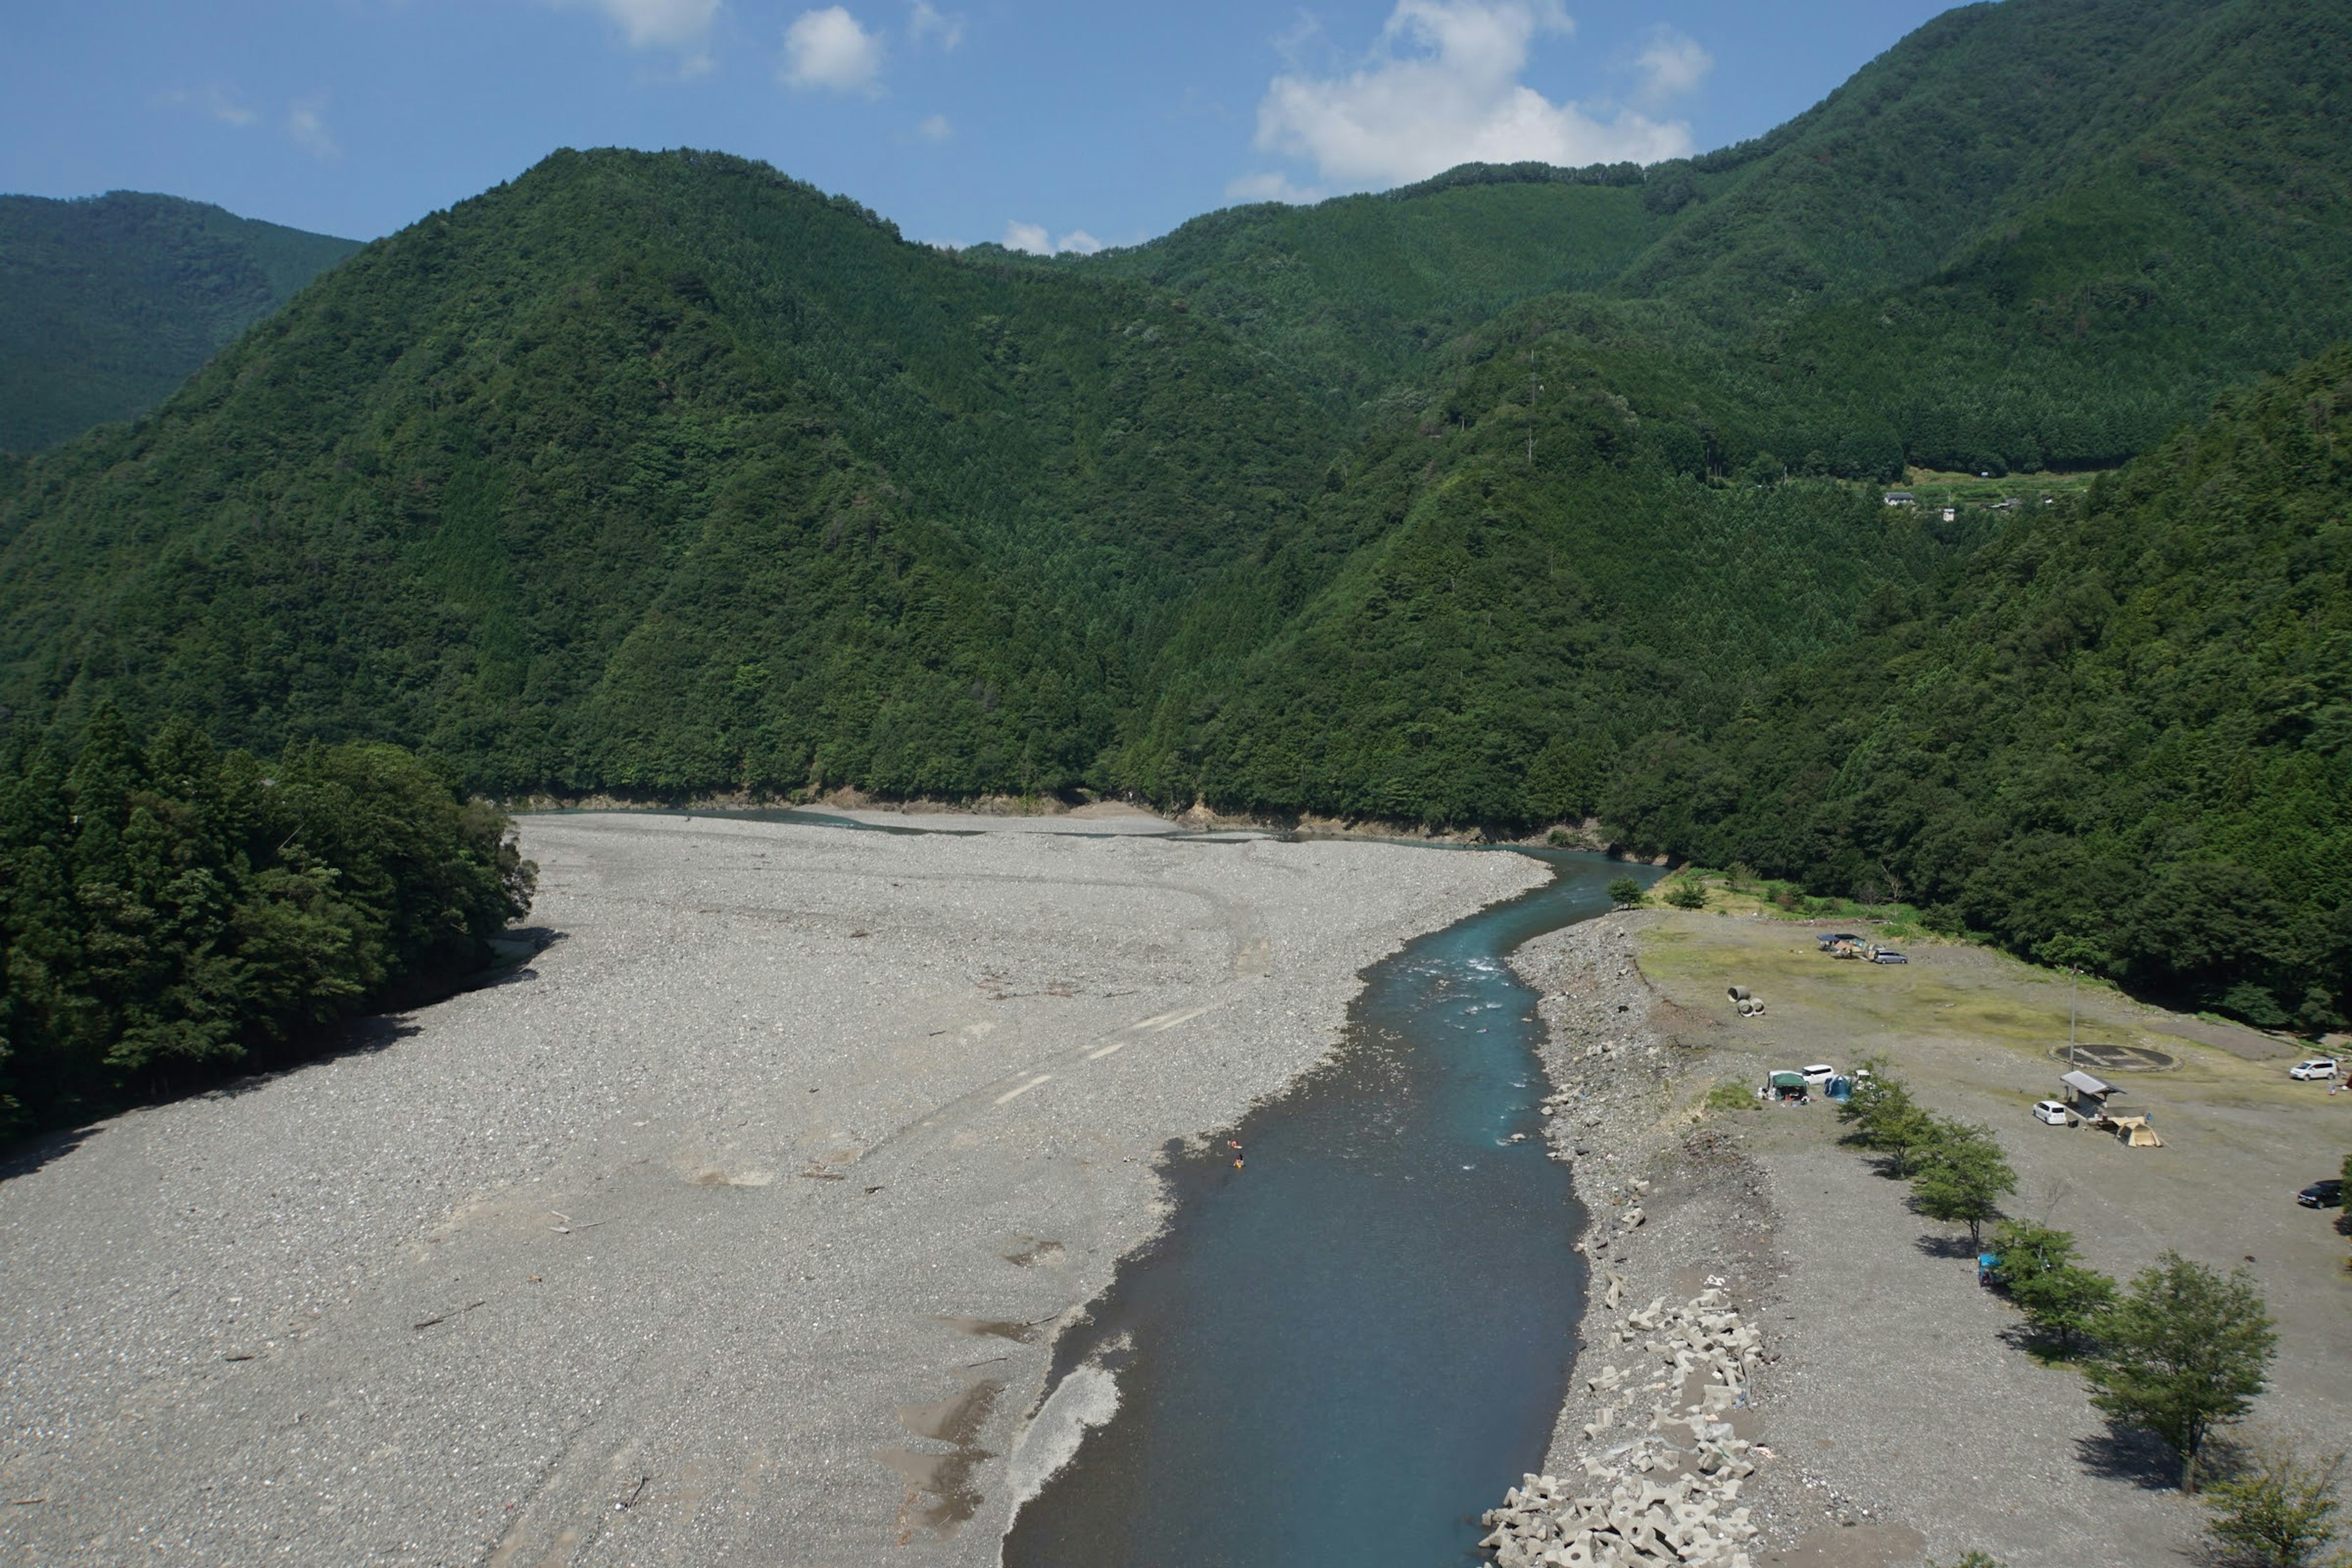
<box><xmin>1704</xmin><ymin>1080</ymin><xmax>1758</xmax><ymax>1114</ymax></box>
<box><xmin>2201</xmin><ymin>1444</ymin><xmax>2348</xmax><ymax>1567</ymax></box>
<box><xmin>1986</xmin><ymin>1219</ymin><xmax>2117</xmax><ymax>1357</ymax></box>
<box><xmin>2085</xmin><ymin>1252</ymin><xmax>2277</xmax><ymax>1493</ymax></box>
<box><xmin>0</xmin><ymin>706</ymin><xmax>533</xmax><ymax>1139</ymax></box>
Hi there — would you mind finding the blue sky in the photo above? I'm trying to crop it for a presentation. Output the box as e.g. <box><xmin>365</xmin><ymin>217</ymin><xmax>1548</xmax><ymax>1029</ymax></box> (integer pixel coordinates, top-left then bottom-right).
<box><xmin>0</xmin><ymin>1</ymin><xmax>1958</xmax><ymax>249</ymax></box>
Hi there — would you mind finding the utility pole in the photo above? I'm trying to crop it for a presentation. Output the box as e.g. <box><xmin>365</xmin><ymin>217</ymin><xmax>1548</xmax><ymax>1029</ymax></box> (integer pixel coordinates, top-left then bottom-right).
<box><xmin>2068</xmin><ymin>964</ymin><xmax>2079</xmax><ymax>1068</ymax></box>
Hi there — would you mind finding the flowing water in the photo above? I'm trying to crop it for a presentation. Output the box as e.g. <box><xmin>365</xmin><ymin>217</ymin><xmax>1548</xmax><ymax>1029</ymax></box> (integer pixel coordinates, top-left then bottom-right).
<box><xmin>1002</xmin><ymin>849</ymin><xmax>1656</xmax><ymax>1567</ymax></box>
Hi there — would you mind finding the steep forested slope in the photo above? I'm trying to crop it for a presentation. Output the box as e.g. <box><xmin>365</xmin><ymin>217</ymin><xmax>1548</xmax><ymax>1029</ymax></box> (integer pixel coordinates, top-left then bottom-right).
<box><xmin>1607</xmin><ymin>347</ymin><xmax>2352</xmax><ymax>1025</ymax></box>
<box><xmin>0</xmin><ymin>192</ymin><xmax>360</xmax><ymax>453</ymax></box>
<box><xmin>1063</xmin><ymin>165</ymin><xmax>1665</xmax><ymax>410</ymax></box>
<box><xmin>1142</xmin><ymin>327</ymin><xmax>1962</xmax><ymax>823</ymax></box>
<box><xmin>1727</xmin><ymin>0</ymin><xmax>2352</xmax><ymax>473</ymax></box>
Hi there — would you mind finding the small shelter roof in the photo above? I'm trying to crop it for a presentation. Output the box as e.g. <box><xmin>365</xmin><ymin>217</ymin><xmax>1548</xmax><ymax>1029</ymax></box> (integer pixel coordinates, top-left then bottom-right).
<box><xmin>2060</xmin><ymin>1069</ymin><xmax>2115</xmax><ymax>1098</ymax></box>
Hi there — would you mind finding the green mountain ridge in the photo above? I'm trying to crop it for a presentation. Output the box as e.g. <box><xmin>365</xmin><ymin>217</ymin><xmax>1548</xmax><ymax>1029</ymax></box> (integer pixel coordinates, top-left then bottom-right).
<box><xmin>3</xmin><ymin>0</ymin><xmax>2350</xmax><ymax>1023</ymax></box>
<box><xmin>0</xmin><ymin>191</ymin><xmax>361</xmax><ymax>453</ymax></box>
<box><xmin>1078</xmin><ymin>0</ymin><xmax>2350</xmax><ymax>475</ymax></box>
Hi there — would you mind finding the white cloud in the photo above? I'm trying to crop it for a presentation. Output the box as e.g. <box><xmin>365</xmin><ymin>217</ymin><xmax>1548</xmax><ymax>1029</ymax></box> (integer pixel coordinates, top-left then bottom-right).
<box><xmin>562</xmin><ymin>0</ymin><xmax>722</xmax><ymax>51</ymax></box>
<box><xmin>1633</xmin><ymin>24</ymin><xmax>1711</xmax><ymax>108</ymax></box>
<box><xmin>1226</xmin><ymin>170</ymin><xmax>1326</xmax><ymax>205</ymax></box>
<box><xmin>158</xmin><ymin>85</ymin><xmax>259</xmax><ymax>127</ymax></box>
<box><xmin>782</xmin><ymin>6</ymin><xmax>884</xmax><ymax>92</ymax></box>
<box><xmin>908</xmin><ymin>0</ymin><xmax>962</xmax><ymax>50</ymax></box>
<box><xmin>916</xmin><ymin>112</ymin><xmax>954</xmax><ymax>142</ymax></box>
<box><xmin>1001</xmin><ymin>222</ymin><xmax>1101</xmax><ymax>256</ymax></box>
<box><xmin>1270</xmin><ymin>12</ymin><xmax>1327</xmax><ymax>71</ymax></box>
<box><xmin>1253</xmin><ymin>0</ymin><xmax>1693</xmax><ymax>189</ymax></box>
<box><xmin>1002</xmin><ymin>221</ymin><xmax>1053</xmax><ymax>254</ymax></box>
<box><xmin>285</xmin><ymin>95</ymin><xmax>339</xmax><ymax>160</ymax></box>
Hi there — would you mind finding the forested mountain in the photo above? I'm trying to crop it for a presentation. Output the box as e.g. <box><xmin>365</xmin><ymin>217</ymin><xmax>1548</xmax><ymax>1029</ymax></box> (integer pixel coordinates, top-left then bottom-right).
<box><xmin>1605</xmin><ymin>346</ymin><xmax>2352</xmax><ymax>1028</ymax></box>
<box><xmin>2</xmin><ymin>0</ymin><xmax>2350</xmax><ymax>1023</ymax></box>
<box><xmin>0</xmin><ymin>192</ymin><xmax>360</xmax><ymax>453</ymax></box>
<box><xmin>1077</xmin><ymin>0</ymin><xmax>2350</xmax><ymax>476</ymax></box>
<box><xmin>0</xmin><ymin>153</ymin><xmax>1343</xmax><ymax>796</ymax></box>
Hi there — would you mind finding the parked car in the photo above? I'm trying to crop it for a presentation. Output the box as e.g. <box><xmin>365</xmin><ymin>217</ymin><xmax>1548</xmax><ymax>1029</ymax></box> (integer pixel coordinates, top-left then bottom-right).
<box><xmin>2288</xmin><ymin>1058</ymin><xmax>2339</xmax><ymax>1081</ymax></box>
<box><xmin>1800</xmin><ymin>1064</ymin><xmax>1839</xmax><ymax>1086</ymax></box>
<box><xmin>1870</xmin><ymin>949</ymin><xmax>1909</xmax><ymax>964</ymax></box>
<box><xmin>2298</xmin><ymin>1178</ymin><xmax>2344</xmax><ymax>1208</ymax></box>
<box><xmin>2033</xmin><ymin>1099</ymin><xmax>2075</xmax><ymax>1126</ymax></box>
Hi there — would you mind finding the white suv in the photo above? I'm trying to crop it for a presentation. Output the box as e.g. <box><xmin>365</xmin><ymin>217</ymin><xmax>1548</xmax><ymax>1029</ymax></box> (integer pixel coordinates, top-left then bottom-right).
<box><xmin>2032</xmin><ymin>1099</ymin><xmax>2074</xmax><ymax>1126</ymax></box>
<box><xmin>2289</xmin><ymin>1058</ymin><xmax>2339</xmax><ymax>1081</ymax></box>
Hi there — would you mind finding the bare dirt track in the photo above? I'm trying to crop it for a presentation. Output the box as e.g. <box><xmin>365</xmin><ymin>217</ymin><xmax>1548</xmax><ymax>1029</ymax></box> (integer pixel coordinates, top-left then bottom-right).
<box><xmin>0</xmin><ymin>809</ymin><xmax>1541</xmax><ymax>1568</ymax></box>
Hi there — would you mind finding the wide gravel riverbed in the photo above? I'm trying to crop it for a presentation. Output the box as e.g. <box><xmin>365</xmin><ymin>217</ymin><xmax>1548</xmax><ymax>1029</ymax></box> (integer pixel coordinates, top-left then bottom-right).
<box><xmin>0</xmin><ymin>809</ymin><xmax>1540</xmax><ymax>1567</ymax></box>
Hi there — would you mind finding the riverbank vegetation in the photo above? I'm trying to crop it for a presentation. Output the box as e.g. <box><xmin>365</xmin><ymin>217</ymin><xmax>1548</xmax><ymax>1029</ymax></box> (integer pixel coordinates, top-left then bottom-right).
<box><xmin>0</xmin><ymin>706</ymin><xmax>533</xmax><ymax>1139</ymax></box>
<box><xmin>2202</xmin><ymin>1447</ymin><xmax>2351</xmax><ymax>1567</ymax></box>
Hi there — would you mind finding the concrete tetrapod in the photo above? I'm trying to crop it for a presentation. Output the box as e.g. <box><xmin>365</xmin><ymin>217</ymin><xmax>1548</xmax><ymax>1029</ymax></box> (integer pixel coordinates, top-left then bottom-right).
<box><xmin>1480</xmin><ymin>1289</ymin><xmax>1765</xmax><ymax>1568</ymax></box>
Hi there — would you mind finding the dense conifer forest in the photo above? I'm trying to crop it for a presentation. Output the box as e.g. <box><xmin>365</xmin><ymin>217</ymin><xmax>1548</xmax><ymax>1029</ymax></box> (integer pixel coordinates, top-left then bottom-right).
<box><xmin>0</xmin><ymin>708</ymin><xmax>533</xmax><ymax>1136</ymax></box>
<box><xmin>0</xmin><ymin>192</ymin><xmax>360</xmax><ymax>454</ymax></box>
<box><xmin>2</xmin><ymin>0</ymin><xmax>2349</xmax><ymax>1045</ymax></box>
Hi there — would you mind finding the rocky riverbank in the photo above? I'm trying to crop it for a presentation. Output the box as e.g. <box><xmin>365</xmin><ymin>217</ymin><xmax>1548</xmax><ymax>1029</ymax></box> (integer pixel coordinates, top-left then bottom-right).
<box><xmin>1478</xmin><ymin>1287</ymin><xmax>1768</xmax><ymax>1568</ymax></box>
<box><xmin>1493</xmin><ymin>914</ymin><xmax>1891</xmax><ymax>1565</ymax></box>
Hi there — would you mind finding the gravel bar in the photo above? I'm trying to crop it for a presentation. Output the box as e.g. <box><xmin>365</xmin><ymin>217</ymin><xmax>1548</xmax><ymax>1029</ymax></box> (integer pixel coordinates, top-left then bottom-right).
<box><xmin>0</xmin><ymin>810</ymin><xmax>1542</xmax><ymax>1567</ymax></box>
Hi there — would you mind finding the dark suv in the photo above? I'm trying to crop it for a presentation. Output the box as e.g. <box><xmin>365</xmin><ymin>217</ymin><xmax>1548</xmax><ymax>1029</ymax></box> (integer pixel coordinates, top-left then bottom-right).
<box><xmin>2297</xmin><ymin>1178</ymin><xmax>2344</xmax><ymax>1208</ymax></box>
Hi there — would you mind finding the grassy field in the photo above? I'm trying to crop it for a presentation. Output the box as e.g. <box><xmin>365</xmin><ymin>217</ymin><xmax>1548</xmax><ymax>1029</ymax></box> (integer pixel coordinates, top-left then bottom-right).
<box><xmin>1898</xmin><ymin>464</ymin><xmax>2114</xmax><ymax>511</ymax></box>
<box><xmin>1629</xmin><ymin>906</ymin><xmax>2350</xmax><ymax>1261</ymax></box>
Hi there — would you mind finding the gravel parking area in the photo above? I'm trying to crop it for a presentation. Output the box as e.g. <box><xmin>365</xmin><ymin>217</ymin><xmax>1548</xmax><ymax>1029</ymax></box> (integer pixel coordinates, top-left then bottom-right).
<box><xmin>1512</xmin><ymin>911</ymin><xmax>2352</xmax><ymax>1568</ymax></box>
<box><xmin>0</xmin><ymin>809</ymin><xmax>1540</xmax><ymax>1567</ymax></box>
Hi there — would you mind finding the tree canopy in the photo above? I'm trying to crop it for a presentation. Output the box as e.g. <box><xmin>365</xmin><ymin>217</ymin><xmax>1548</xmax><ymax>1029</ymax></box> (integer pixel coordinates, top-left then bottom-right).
<box><xmin>0</xmin><ymin>706</ymin><xmax>532</xmax><ymax>1137</ymax></box>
